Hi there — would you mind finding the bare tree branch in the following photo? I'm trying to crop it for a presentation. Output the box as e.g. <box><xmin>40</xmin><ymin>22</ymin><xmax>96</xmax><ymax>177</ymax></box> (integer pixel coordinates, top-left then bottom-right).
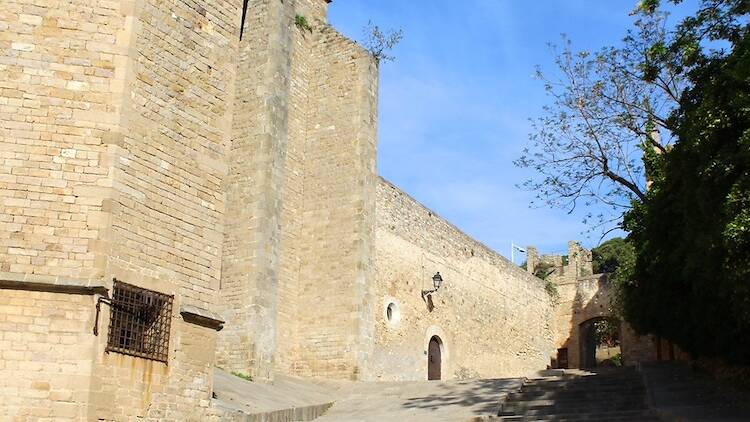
<box><xmin>515</xmin><ymin>11</ymin><xmax>691</xmax><ymax>231</ymax></box>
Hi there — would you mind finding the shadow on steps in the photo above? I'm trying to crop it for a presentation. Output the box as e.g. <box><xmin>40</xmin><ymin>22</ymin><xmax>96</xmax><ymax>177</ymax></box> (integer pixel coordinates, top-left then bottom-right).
<box><xmin>489</xmin><ymin>366</ymin><xmax>661</xmax><ymax>421</ymax></box>
<box><xmin>641</xmin><ymin>362</ymin><xmax>750</xmax><ymax>421</ymax></box>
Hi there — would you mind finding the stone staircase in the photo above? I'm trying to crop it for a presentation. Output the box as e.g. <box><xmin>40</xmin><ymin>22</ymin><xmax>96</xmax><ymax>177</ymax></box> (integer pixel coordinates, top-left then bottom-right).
<box><xmin>494</xmin><ymin>367</ymin><xmax>662</xmax><ymax>421</ymax></box>
<box><xmin>641</xmin><ymin>362</ymin><xmax>750</xmax><ymax>420</ymax></box>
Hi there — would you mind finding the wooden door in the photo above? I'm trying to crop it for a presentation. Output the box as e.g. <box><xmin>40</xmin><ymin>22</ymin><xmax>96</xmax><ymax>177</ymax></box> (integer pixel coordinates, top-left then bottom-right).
<box><xmin>557</xmin><ymin>348</ymin><xmax>569</xmax><ymax>369</ymax></box>
<box><xmin>428</xmin><ymin>336</ymin><xmax>441</xmax><ymax>380</ymax></box>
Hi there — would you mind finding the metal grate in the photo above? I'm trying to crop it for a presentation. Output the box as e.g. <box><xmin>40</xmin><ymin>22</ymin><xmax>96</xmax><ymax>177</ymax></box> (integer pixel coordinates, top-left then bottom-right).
<box><xmin>106</xmin><ymin>280</ymin><xmax>173</xmax><ymax>363</ymax></box>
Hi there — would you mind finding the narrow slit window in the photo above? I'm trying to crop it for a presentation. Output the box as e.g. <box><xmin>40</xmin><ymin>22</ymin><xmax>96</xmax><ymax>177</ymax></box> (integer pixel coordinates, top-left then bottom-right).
<box><xmin>106</xmin><ymin>280</ymin><xmax>173</xmax><ymax>363</ymax></box>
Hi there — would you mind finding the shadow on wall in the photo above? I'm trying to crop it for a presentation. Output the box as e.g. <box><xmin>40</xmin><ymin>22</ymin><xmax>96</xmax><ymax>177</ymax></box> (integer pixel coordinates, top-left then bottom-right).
<box><xmin>555</xmin><ymin>275</ymin><xmax>623</xmax><ymax>369</ymax></box>
<box><xmin>579</xmin><ymin>316</ymin><xmax>622</xmax><ymax>369</ymax></box>
<box><xmin>553</xmin><ymin>275</ymin><xmax>681</xmax><ymax>369</ymax></box>
<box><xmin>400</xmin><ymin>378</ymin><xmax>522</xmax><ymax>415</ymax></box>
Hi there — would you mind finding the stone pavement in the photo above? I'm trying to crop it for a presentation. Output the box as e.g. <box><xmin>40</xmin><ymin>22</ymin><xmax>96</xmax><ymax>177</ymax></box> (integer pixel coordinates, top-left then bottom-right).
<box><xmin>209</xmin><ymin>364</ymin><xmax>750</xmax><ymax>421</ymax></box>
<box><xmin>212</xmin><ymin>368</ymin><xmax>337</xmax><ymax>420</ymax></box>
<box><xmin>314</xmin><ymin>378</ymin><xmax>523</xmax><ymax>422</ymax></box>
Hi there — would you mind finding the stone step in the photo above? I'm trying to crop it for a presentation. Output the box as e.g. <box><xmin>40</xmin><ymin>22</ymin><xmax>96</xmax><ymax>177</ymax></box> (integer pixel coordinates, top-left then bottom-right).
<box><xmin>499</xmin><ymin>403</ymin><xmax>649</xmax><ymax>417</ymax></box>
<box><xmin>506</xmin><ymin>390</ymin><xmax>646</xmax><ymax>401</ymax></box>
<box><xmin>521</xmin><ymin>381</ymin><xmax>643</xmax><ymax>388</ymax></box>
<box><xmin>524</xmin><ymin>376</ymin><xmax>643</xmax><ymax>385</ymax></box>
<box><xmin>517</xmin><ymin>385</ymin><xmax>646</xmax><ymax>395</ymax></box>
<box><xmin>491</xmin><ymin>410</ymin><xmax>661</xmax><ymax>422</ymax></box>
<box><xmin>499</xmin><ymin>405</ymin><xmax>650</xmax><ymax>417</ymax></box>
<box><xmin>501</xmin><ymin>401</ymin><xmax>648</xmax><ymax>412</ymax></box>
<box><xmin>501</xmin><ymin>398</ymin><xmax>647</xmax><ymax>409</ymax></box>
<box><xmin>524</xmin><ymin>377</ymin><xmax>643</xmax><ymax>387</ymax></box>
<box><xmin>520</xmin><ymin>384</ymin><xmax>646</xmax><ymax>394</ymax></box>
<box><xmin>494</xmin><ymin>368</ymin><xmax>658</xmax><ymax>421</ymax></box>
<box><xmin>514</xmin><ymin>384</ymin><xmax>645</xmax><ymax>393</ymax></box>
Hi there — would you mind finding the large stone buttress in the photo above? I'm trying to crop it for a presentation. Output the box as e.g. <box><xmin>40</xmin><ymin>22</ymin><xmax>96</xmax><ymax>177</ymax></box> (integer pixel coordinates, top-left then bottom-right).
<box><xmin>216</xmin><ymin>0</ymin><xmax>379</xmax><ymax>381</ymax></box>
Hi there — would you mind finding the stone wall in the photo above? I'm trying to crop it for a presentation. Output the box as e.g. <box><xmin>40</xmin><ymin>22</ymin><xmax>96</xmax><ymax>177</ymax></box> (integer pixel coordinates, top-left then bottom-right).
<box><xmin>0</xmin><ymin>0</ymin><xmax>124</xmax><ymax>280</ymax></box>
<box><xmin>369</xmin><ymin>179</ymin><xmax>555</xmax><ymax>381</ymax></box>
<box><xmin>1</xmin><ymin>0</ymin><xmax>237</xmax><ymax>419</ymax></box>
<box><xmin>88</xmin><ymin>0</ymin><xmax>236</xmax><ymax>418</ymax></box>
<box><xmin>543</xmin><ymin>243</ymin><xmax>663</xmax><ymax>369</ymax></box>
<box><xmin>217</xmin><ymin>0</ymin><xmax>290</xmax><ymax>379</ymax></box>
<box><xmin>0</xmin><ymin>290</ymin><xmax>95</xmax><ymax>420</ymax></box>
<box><xmin>274</xmin><ymin>0</ymin><xmax>314</xmax><ymax>377</ymax></box>
<box><xmin>104</xmin><ymin>0</ymin><xmax>236</xmax><ymax>310</ymax></box>
<box><xmin>292</xmin><ymin>23</ymin><xmax>379</xmax><ymax>381</ymax></box>
<box><xmin>215</xmin><ymin>0</ymin><xmax>379</xmax><ymax>381</ymax></box>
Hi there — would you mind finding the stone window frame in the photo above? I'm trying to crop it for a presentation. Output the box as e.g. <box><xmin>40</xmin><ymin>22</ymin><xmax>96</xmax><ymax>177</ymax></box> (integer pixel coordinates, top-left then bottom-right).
<box><xmin>383</xmin><ymin>297</ymin><xmax>401</xmax><ymax>327</ymax></box>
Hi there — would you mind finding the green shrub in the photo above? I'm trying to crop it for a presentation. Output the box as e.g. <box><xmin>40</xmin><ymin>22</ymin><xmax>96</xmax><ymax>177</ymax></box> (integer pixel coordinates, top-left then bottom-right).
<box><xmin>294</xmin><ymin>15</ymin><xmax>311</xmax><ymax>31</ymax></box>
<box><xmin>231</xmin><ymin>371</ymin><xmax>253</xmax><ymax>382</ymax></box>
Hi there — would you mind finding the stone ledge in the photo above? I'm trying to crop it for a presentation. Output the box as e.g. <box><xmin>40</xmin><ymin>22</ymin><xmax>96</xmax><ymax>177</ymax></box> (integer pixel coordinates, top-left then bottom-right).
<box><xmin>0</xmin><ymin>272</ymin><xmax>108</xmax><ymax>296</ymax></box>
<box><xmin>180</xmin><ymin>304</ymin><xmax>225</xmax><ymax>331</ymax></box>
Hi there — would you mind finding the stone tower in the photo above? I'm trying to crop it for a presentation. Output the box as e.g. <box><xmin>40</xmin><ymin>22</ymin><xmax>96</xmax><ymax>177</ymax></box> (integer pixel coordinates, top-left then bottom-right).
<box><xmin>1</xmin><ymin>0</ymin><xmax>242</xmax><ymax>419</ymax></box>
<box><xmin>215</xmin><ymin>0</ymin><xmax>379</xmax><ymax>381</ymax></box>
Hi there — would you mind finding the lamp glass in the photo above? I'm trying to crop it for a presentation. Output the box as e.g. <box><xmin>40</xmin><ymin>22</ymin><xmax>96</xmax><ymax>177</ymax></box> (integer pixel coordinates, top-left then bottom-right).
<box><xmin>432</xmin><ymin>272</ymin><xmax>443</xmax><ymax>289</ymax></box>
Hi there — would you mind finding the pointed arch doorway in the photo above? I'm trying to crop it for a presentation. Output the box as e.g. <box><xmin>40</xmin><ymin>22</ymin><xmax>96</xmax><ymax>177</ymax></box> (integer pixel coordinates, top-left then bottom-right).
<box><xmin>428</xmin><ymin>336</ymin><xmax>442</xmax><ymax>380</ymax></box>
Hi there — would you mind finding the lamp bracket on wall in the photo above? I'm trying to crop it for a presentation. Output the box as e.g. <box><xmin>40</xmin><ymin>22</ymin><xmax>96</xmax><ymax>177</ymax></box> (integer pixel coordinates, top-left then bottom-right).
<box><xmin>421</xmin><ymin>272</ymin><xmax>444</xmax><ymax>298</ymax></box>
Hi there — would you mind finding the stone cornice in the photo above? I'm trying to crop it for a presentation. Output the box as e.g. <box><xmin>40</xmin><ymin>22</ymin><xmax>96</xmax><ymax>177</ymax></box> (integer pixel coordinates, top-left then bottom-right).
<box><xmin>180</xmin><ymin>304</ymin><xmax>225</xmax><ymax>331</ymax></box>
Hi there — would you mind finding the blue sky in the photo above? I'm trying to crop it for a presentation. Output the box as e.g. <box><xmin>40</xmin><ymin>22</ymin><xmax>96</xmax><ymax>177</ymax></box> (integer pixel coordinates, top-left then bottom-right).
<box><xmin>328</xmin><ymin>1</ymin><xmax>688</xmax><ymax>259</ymax></box>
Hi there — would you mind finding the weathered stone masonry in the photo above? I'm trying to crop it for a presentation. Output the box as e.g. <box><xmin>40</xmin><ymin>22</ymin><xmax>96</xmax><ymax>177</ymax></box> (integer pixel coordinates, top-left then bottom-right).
<box><xmin>214</xmin><ymin>0</ymin><xmax>379</xmax><ymax>381</ymax></box>
<box><xmin>2</xmin><ymin>0</ymin><xmax>558</xmax><ymax>419</ymax></box>
<box><xmin>533</xmin><ymin>242</ymin><xmax>679</xmax><ymax>371</ymax></box>
<box><xmin>1</xmin><ymin>0</ymin><xmax>237</xmax><ymax>419</ymax></box>
<box><xmin>371</xmin><ymin>179</ymin><xmax>555</xmax><ymax>381</ymax></box>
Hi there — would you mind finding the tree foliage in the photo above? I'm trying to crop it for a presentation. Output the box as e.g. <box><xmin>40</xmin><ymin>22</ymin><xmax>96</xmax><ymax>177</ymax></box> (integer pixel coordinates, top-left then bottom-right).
<box><xmin>622</xmin><ymin>0</ymin><xmax>750</xmax><ymax>363</ymax></box>
<box><xmin>594</xmin><ymin>317</ymin><xmax>622</xmax><ymax>348</ymax></box>
<box><xmin>533</xmin><ymin>261</ymin><xmax>557</xmax><ymax>280</ymax></box>
<box><xmin>516</xmin><ymin>10</ymin><xmax>683</xmax><ymax>231</ymax></box>
<box><xmin>524</xmin><ymin>0</ymin><xmax>750</xmax><ymax>363</ymax></box>
<box><xmin>592</xmin><ymin>237</ymin><xmax>636</xmax><ymax>275</ymax></box>
<box><xmin>361</xmin><ymin>21</ymin><xmax>403</xmax><ymax>63</ymax></box>
<box><xmin>592</xmin><ymin>237</ymin><xmax>636</xmax><ymax>317</ymax></box>
<box><xmin>518</xmin><ymin>0</ymin><xmax>749</xmax><ymax>234</ymax></box>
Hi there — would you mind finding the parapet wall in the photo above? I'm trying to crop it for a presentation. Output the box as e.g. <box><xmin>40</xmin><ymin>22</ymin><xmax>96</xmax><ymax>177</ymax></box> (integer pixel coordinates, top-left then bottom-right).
<box><xmin>369</xmin><ymin>179</ymin><xmax>555</xmax><ymax>381</ymax></box>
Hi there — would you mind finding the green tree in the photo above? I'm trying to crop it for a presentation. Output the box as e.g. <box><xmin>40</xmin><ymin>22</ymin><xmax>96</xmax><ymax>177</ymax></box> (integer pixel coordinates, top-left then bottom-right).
<box><xmin>518</xmin><ymin>0</ymin><xmax>748</xmax><ymax>235</ymax></box>
<box><xmin>592</xmin><ymin>237</ymin><xmax>636</xmax><ymax>316</ymax></box>
<box><xmin>623</xmin><ymin>0</ymin><xmax>750</xmax><ymax>363</ymax></box>
<box><xmin>523</xmin><ymin>0</ymin><xmax>749</xmax><ymax>363</ymax></box>
<box><xmin>592</xmin><ymin>237</ymin><xmax>635</xmax><ymax>275</ymax></box>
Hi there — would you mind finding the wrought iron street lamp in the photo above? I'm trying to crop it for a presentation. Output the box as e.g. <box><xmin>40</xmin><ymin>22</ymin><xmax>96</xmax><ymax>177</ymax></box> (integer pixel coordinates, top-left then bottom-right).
<box><xmin>432</xmin><ymin>272</ymin><xmax>443</xmax><ymax>290</ymax></box>
<box><xmin>422</xmin><ymin>272</ymin><xmax>443</xmax><ymax>298</ymax></box>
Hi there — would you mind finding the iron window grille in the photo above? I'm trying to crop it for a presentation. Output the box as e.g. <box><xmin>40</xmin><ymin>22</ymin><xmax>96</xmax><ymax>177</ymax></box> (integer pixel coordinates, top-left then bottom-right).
<box><xmin>106</xmin><ymin>280</ymin><xmax>173</xmax><ymax>363</ymax></box>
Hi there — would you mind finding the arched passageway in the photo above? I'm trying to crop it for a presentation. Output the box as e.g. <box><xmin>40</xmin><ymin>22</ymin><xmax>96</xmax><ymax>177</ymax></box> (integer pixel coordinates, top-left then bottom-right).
<box><xmin>427</xmin><ymin>336</ymin><xmax>442</xmax><ymax>380</ymax></box>
<box><xmin>579</xmin><ymin>317</ymin><xmax>622</xmax><ymax>368</ymax></box>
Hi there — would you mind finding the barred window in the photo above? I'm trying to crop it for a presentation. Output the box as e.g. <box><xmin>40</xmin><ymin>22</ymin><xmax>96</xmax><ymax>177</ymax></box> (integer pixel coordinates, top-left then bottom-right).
<box><xmin>106</xmin><ymin>280</ymin><xmax>173</xmax><ymax>363</ymax></box>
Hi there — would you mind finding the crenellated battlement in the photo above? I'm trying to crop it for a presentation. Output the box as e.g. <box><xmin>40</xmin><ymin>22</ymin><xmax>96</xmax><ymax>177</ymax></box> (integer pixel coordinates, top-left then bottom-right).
<box><xmin>526</xmin><ymin>240</ymin><xmax>594</xmax><ymax>281</ymax></box>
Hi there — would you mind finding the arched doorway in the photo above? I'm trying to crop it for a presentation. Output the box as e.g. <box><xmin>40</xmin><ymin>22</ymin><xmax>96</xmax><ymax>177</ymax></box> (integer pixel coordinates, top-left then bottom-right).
<box><xmin>427</xmin><ymin>336</ymin><xmax>442</xmax><ymax>380</ymax></box>
<box><xmin>579</xmin><ymin>317</ymin><xmax>622</xmax><ymax>368</ymax></box>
